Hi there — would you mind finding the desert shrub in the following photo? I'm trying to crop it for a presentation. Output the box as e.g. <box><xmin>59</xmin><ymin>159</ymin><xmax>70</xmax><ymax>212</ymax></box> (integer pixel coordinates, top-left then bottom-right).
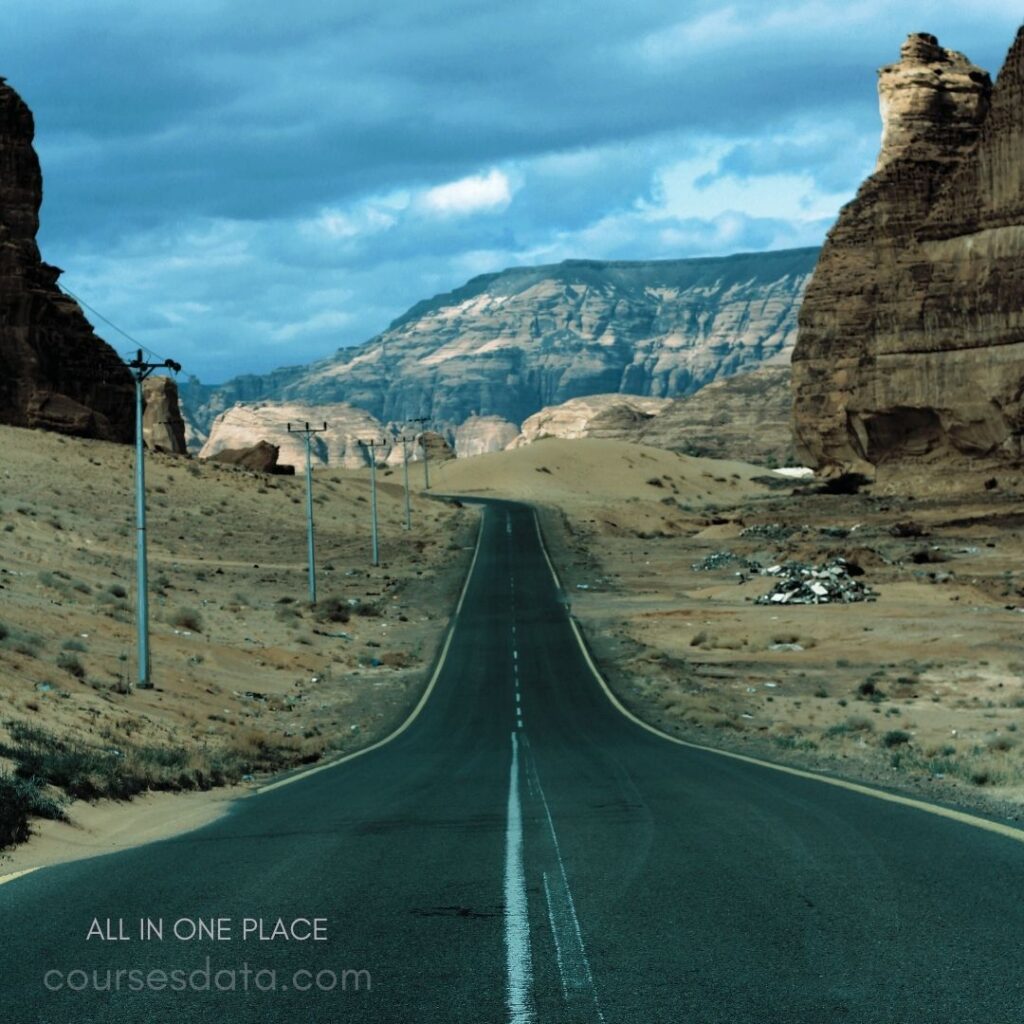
<box><xmin>352</xmin><ymin>601</ymin><xmax>380</xmax><ymax>618</ymax></box>
<box><xmin>826</xmin><ymin>716</ymin><xmax>875</xmax><ymax>738</ymax></box>
<box><xmin>61</xmin><ymin>638</ymin><xmax>87</xmax><ymax>653</ymax></box>
<box><xmin>107</xmin><ymin>583</ymin><xmax>128</xmax><ymax>599</ymax></box>
<box><xmin>882</xmin><ymin>730</ymin><xmax>911</xmax><ymax>749</ymax></box>
<box><xmin>0</xmin><ymin>721</ymin><xmax>214</xmax><ymax>800</ymax></box>
<box><xmin>56</xmin><ymin>652</ymin><xmax>85</xmax><ymax>679</ymax></box>
<box><xmin>313</xmin><ymin>597</ymin><xmax>350</xmax><ymax>624</ymax></box>
<box><xmin>987</xmin><ymin>734</ymin><xmax>1017</xmax><ymax>752</ymax></box>
<box><xmin>170</xmin><ymin>607</ymin><xmax>203</xmax><ymax>632</ymax></box>
<box><xmin>1</xmin><ymin>626</ymin><xmax>44</xmax><ymax>658</ymax></box>
<box><xmin>0</xmin><ymin>772</ymin><xmax>67</xmax><ymax>849</ymax></box>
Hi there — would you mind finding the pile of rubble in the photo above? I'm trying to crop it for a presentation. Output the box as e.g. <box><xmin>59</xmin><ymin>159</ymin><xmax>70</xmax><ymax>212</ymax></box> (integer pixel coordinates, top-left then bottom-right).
<box><xmin>755</xmin><ymin>559</ymin><xmax>877</xmax><ymax>606</ymax></box>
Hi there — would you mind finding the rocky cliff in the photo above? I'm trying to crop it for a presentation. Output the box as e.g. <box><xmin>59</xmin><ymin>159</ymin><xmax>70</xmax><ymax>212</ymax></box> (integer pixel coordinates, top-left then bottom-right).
<box><xmin>792</xmin><ymin>30</ymin><xmax>1024</xmax><ymax>478</ymax></box>
<box><xmin>184</xmin><ymin>248</ymin><xmax>818</xmax><ymax>442</ymax></box>
<box><xmin>638</xmin><ymin>366</ymin><xmax>795</xmax><ymax>464</ymax></box>
<box><xmin>507</xmin><ymin>367</ymin><xmax>795</xmax><ymax>466</ymax></box>
<box><xmin>512</xmin><ymin>395</ymin><xmax>672</xmax><ymax>446</ymax></box>
<box><xmin>141</xmin><ymin>376</ymin><xmax>187</xmax><ymax>454</ymax></box>
<box><xmin>454</xmin><ymin>415</ymin><xmax>521</xmax><ymax>457</ymax></box>
<box><xmin>198</xmin><ymin>401</ymin><xmax>388</xmax><ymax>470</ymax></box>
<box><xmin>0</xmin><ymin>77</ymin><xmax>134</xmax><ymax>441</ymax></box>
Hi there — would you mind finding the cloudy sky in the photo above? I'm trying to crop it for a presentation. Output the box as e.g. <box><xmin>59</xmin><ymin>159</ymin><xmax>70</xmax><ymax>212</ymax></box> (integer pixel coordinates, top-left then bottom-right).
<box><xmin>2</xmin><ymin>2</ymin><xmax>1020</xmax><ymax>382</ymax></box>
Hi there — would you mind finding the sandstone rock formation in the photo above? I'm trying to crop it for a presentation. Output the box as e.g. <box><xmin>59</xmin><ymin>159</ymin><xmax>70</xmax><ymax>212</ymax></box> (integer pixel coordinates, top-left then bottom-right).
<box><xmin>384</xmin><ymin>429</ymin><xmax>456</xmax><ymax>467</ymax></box>
<box><xmin>512</xmin><ymin>396</ymin><xmax>672</xmax><ymax>447</ymax></box>
<box><xmin>638</xmin><ymin>366</ymin><xmax>796</xmax><ymax>465</ymax></box>
<box><xmin>199</xmin><ymin>401</ymin><xmax>388</xmax><ymax>471</ymax></box>
<box><xmin>0</xmin><ymin>78</ymin><xmax>134</xmax><ymax>441</ymax></box>
<box><xmin>792</xmin><ymin>30</ymin><xmax>1024</xmax><ymax>478</ymax></box>
<box><xmin>505</xmin><ymin>367</ymin><xmax>795</xmax><ymax>466</ymax></box>
<box><xmin>142</xmin><ymin>375</ymin><xmax>187</xmax><ymax>454</ymax></box>
<box><xmin>455</xmin><ymin>415</ymin><xmax>520</xmax><ymax>457</ymax></box>
<box><xmin>420</xmin><ymin>430</ymin><xmax>455</xmax><ymax>464</ymax></box>
<box><xmin>183</xmin><ymin>248</ymin><xmax>818</xmax><ymax>439</ymax></box>
<box><xmin>207</xmin><ymin>440</ymin><xmax>294</xmax><ymax>475</ymax></box>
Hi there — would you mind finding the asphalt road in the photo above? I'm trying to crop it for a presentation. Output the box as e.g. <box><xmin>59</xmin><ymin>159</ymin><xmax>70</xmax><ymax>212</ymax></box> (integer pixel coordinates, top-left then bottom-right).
<box><xmin>4</xmin><ymin>500</ymin><xmax>1024</xmax><ymax>1023</ymax></box>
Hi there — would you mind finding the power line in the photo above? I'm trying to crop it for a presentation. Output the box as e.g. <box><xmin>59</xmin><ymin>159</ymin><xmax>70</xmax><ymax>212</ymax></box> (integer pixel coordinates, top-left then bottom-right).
<box><xmin>59</xmin><ymin>282</ymin><xmax>176</xmax><ymax>368</ymax></box>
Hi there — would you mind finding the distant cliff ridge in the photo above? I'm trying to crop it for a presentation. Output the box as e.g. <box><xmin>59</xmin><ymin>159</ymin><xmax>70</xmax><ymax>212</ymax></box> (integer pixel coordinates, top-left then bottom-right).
<box><xmin>182</xmin><ymin>247</ymin><xmax>819</xmax><ymax>444</ymax></box>
<box><xmin>793</xmin><ymin>29</ymin><xmax>1024</xmax><ymax>479</ymax></box>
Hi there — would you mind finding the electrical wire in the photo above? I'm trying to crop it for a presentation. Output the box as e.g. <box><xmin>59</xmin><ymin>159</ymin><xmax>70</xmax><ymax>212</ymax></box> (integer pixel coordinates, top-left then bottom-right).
<box><xmin>58</xmin><ymin>282</ymin><xmax>178</xmax><ymax>369</ymax></box>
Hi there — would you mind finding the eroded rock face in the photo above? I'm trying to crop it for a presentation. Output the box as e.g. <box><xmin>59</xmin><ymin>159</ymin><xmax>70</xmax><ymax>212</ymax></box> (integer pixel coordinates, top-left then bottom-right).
<box><xmin>876</xmin><ymin>33</ymin><xmax>991</xmax><ymax>171</ymax></box>
<box><xmin>199</xmin><ymin>401</ymin><xmax>387</xmax><ymax>470</ymax></box>
<box><xmin>455</xmin><ymin>415</ymin><xmax>520</xmax><ymax>457</ymax></box>
<box><xmin>207</xmin><ymin>440</ymin><xmax>294</xmax><ymax>475</ymax></box>
<box><xmin>142</xmin><ymin>376</ymin><xmax>187</xmax><ymax>454</ymax></box>
<box><xmin>0</xmin><ymin>78</ymin><xmax>133</xmax><ymax>441</ymax></box>
<box><xmin>183</xmin><ymin>248</ymin><xmax>818</xmax><ymax>438</ymax></box>
<box><xmin>419</xmin><ymin>430</ymin><xmax>455</xmax><ymax>464</ymax></box>
<box><xmin>639</xmin><ymin>367</ymin><xmax>796</xmax><ymax>465</ymax></box>
<box><xmin>512</xmin><ymin>395</ymin><xmax>671</xmax><ymax>447</ymax></box>
<box><xmin>506</xmin><ymin>368</ymin><xmax>795</xmax><ymax>466</ymax></box>
<box><xmin>791</xmin><ymin>30</ymin><xmax>1024</xmax><ymax>478</ymax></box>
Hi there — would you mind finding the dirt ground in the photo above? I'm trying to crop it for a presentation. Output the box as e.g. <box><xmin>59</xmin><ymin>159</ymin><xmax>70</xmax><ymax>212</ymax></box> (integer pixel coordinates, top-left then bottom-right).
<box><xmin>438</xmin><ymin>437</ymin><xmax>1024</xmax><ymax>820</ymax></box>
<box><xmin>0</xmin><ymin>424</ymin><xmax>478</xmax><ymax>861</ymax></box>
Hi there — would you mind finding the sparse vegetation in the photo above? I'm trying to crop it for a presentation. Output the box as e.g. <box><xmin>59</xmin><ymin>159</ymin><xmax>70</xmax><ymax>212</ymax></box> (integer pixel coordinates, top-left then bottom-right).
<box><xmin>881</xmin><ymin>729</ymin><xmax>912</xmax><ymax>749</ymax></box>
<box><xmin>0</xmin><ymin>771</ymin><xmax>67</xmax><ymax>849</ymax></box>
<box><xmin>169</xmin><ymin>607</ymin><xmax>204</xmax><ymax>632</ymax></box>
<box><xmin>56</xmin><ymin>651</ymin><xmax>86</xmax><ymax>678</ymax></box>
<box><xmin>313</xmin><ymin>597</ymin><xmax>350</xmax><ymax>624</ymax></box>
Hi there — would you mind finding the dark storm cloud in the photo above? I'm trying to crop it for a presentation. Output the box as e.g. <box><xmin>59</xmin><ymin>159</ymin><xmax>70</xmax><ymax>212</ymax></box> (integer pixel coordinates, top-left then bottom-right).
<box><xmin>1</xmin><ymin>1</ymin><xmax>1019</xmax><ymax>380</ymax></box>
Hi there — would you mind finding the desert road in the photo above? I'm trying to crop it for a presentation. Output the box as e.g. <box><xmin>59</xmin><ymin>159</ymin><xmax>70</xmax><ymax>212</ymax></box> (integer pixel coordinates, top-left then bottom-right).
<box><xmin>3</xmin><ymin>501</ymin><xmax>1024</xmax><ymax>1023</ymax></box>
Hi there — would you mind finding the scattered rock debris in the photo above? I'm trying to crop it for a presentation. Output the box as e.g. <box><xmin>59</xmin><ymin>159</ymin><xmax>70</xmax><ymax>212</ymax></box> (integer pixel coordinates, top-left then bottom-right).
<box><xmin>739</xmin><ymin>523</ymin><xmax>799</xmax><ymax>541</ymax></box>
<box><xmin>691</xmin><ymin>550</ymin><xmax>763</xmax><ymax>573</ymax></box>
<box><xmin>755</xmin><ymin>559</ymin><xmax>878</xmax><ymax>606</ymax></box>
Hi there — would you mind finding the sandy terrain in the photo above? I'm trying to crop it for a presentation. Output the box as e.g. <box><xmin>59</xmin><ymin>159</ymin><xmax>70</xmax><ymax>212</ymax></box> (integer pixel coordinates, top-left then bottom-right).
<box><xmin>0</xmin><ymin>424</ymin><xmax>478</xmax><ymax>863</ymax></box>
<box><xmin>438</xmin><ymin>438</ymin><xmax>1024</xmax><ymax>817</ymax></box>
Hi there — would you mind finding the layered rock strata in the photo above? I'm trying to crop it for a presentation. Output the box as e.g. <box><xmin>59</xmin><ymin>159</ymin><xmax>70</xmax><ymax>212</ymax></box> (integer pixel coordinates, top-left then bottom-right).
<box><xmin>142</xmin><ymin>376</ymin><xmax>187</xmax><ymax>454</ymax></box>
<box><xmin>183</xmin><ymin>248</ymin><xmax>819</xmax><ymax>438</ymax></box>
<box><xmin>199</xmin><ymin>401</ymin><xmax>388</xmax><ymax>470</ymax></box>
<box><xmin>792</xmin><ymin>31</ymin><xmax>1024</xmax><ymax>477</ymax></box>
<box><xmin>0</xmin><ymin>77</ymin><xmax>133</xmax><ymax>441</ymax></box>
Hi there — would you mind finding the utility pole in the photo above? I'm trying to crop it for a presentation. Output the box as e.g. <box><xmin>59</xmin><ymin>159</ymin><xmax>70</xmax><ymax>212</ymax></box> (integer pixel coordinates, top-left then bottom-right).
<box><xmin>287</xmin><ymin>421</ymin><xmax>328</xmax><ymax>605</ymax></box>
<box><xmin>127</xmin><ymin>349</ymin><xmax>181</xmax><ymax>690</ymax></box>
<box><xmin>410</xmin><ymin>416</ymin><xmax>431</xmax><ymax>490</ymax></box>
<box><xmin>359</xmin><ymin>439</ymin><xmax>388</xmax><ymax>566</ymax></box>
<box><xmin>396</xmin><ymin>433</ymin><xmax>417</xmax><ymax>530</ymax></box>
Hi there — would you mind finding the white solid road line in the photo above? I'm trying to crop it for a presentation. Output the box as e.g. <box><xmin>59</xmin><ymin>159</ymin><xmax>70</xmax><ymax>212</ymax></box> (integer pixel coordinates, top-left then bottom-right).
<box><xmin>505</xmin><ymin>732</ymin><xmax>535</xmax><ymax>1023</ymax></box>
<box><xmin>526</xmin><ymin>753</ymin><xmax>605</xmax><ymax>1021</ymax></box>
<box><xmin>0</xmin><ymin>867</ymin><xmax>40</xmax><ymax>889</ymax></box>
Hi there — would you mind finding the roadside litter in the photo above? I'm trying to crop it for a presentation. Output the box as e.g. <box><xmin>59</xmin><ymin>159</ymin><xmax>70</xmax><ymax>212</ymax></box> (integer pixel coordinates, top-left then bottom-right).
<box><xmin>755</xmin><ymin>559</ymin><xmax>877</xmax><ymax>606</ymax></box>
